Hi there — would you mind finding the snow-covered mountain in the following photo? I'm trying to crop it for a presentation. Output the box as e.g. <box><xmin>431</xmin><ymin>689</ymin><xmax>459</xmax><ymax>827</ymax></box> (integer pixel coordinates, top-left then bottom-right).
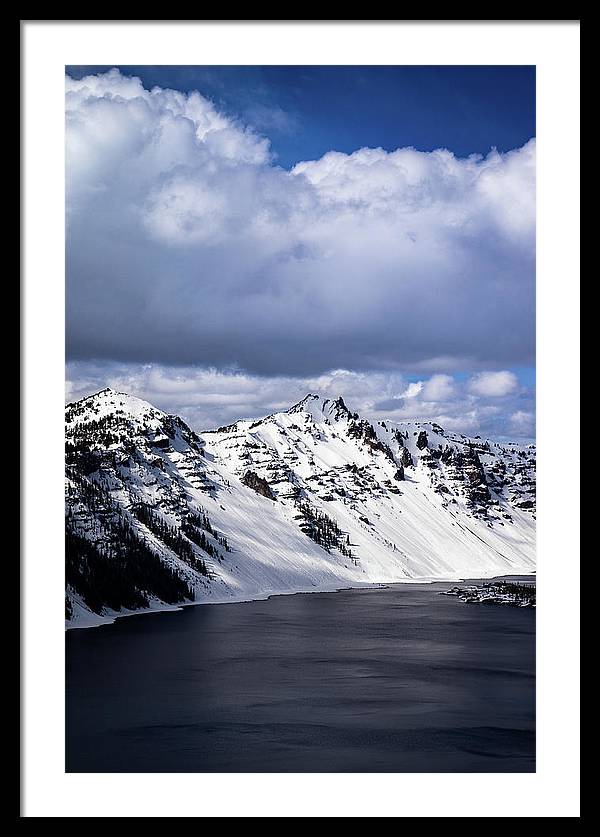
<box><xmin>65</xmin><ymin>389</ymin><xmax>535</xmax><ymax>627</ymax></box>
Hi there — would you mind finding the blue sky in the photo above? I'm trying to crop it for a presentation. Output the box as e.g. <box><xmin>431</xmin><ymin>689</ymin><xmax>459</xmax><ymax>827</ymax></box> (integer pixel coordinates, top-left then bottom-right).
<box><xmin>65</xmin><ymin>66</ymin><xmax>536</xmax><ymax>437</ymax></box>
<box><xmin>67</xmin><ymin>65</ymin><xmax>535</xmax><ymax>169</ymax></box>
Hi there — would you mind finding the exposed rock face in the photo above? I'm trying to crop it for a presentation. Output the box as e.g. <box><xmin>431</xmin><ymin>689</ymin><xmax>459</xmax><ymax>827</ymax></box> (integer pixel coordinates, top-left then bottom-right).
<box><xmin>462</xmin><ymin>448</ymin><xmax>492</xmax><ymax>507</ymax></box>
<box><xmin>392</xmin><ymin>428</ymin><xmax>407</xmax><ymax>446</ymax></box>
<box><xmin>65</xmin><ymin>389</ymin><xmax>536</xmax><ymax>627</ymax></box>
<box><xmin>399</xmin><ymin>447</ymin><xmax>413</xmax><ymax>468</ymax></box>
<box><xmin>416</xmin><ymin>430</ymin><xmax>429</xmax><ymax>450</ymax></box>
<box><xmin>347</xmin><ymin>419</ymin><xmax>395</xmax><ymax>461</ymax></box>
<box><xmin>205</xmin><ymin>394</ymin><xmax>535</xmax><ymax>535</ymax></box>
<box><xmin>436</xmin><ymin>445</ymin><xmax>491</xmax><ymax>509</ymax></box>
<box><xmin>441</xmin><ymin>446</ymin><xmax>455</xmax><ymax>464</ymax></box>
<box><xmin>65</xmin><ymin>389</ymin><xmax>227</xmax><ymax>625</ymax></box>
<box><xmin>324</xmin><ymin>396</ymin><xmax>352</xmax><ymax>422</ymax></box>
<box><xmin>515</xmin><ymin>498</ymin><xmax>535</xmax><ymax>509</ymax></box>
<box><xmin>150</xmin><ymin>434</ymin><xmax>171</xmax><ymax>450</ymax></box>
<box><xmin>242</xmin><ymin>470</ymin><xmax>275</xmax><ymax>500</ymax></box>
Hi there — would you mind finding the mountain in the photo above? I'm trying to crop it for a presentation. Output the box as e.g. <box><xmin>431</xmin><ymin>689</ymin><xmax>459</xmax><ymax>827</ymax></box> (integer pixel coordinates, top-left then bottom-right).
<box><xmin>65</xmin><ymin>389</ymin><xmax>535</xmax><ymax>626</ymax></box>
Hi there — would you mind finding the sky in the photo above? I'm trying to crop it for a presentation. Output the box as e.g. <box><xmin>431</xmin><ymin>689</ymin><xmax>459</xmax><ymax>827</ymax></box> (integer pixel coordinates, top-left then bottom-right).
<box><xmin>65</xmin><ymin>65</ymin><xmax>536</xmax><ymax>439</ymax></box>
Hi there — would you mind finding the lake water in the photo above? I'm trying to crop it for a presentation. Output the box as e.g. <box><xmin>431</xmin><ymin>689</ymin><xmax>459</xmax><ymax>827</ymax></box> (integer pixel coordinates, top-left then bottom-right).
<box><xmin>66</xmin><ymin>578</ymin><xmax>535</xmax><ymax>772</ymax></box>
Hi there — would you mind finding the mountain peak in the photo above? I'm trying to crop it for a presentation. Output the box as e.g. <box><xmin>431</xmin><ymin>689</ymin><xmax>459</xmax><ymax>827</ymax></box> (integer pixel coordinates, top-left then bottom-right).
<box><xmin>287</xmin><ymin>393</ymin><xmax>320</xmax><ymax>414</ymax></box>
<box><xmin>65</xmin><ymin>387</ymin><xmax>536</xmax><ymax>626</ymax></box>
<box><xmin>285</xmin><ymin>392</ymin><xmax>357</xmax><ymax>423</ymax></box>
<box><xmin>65</xmin><ymin>388</ymin><xmax>167</xmax><ymax>431</ymax></box>
<box><xmin>322</xmin><ymin>395</ymin><xmax>353</xmax><ymax>420</ymax></box>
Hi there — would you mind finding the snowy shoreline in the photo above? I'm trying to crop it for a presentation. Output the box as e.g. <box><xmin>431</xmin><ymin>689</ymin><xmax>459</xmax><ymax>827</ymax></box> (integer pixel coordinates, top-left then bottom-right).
<box><xmin>66</xmin><ymin>569</ymin><xmax>536</xmax><ymax>631</ymax></box>
<box><xmin>66</xmin><ymin>389</ymin><xmax>535</xmax><ymax>632</ymax></box>
<box><xmin>440</xmin><ymin>578</ymin><xmax>536</xmax><ymax>608</ymax></box>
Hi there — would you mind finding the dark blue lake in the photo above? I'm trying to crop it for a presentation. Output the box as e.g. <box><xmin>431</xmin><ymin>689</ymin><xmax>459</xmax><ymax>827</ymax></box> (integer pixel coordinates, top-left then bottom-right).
<box><xmin>66</xmin><ymin>578</ymin><xmax>535</xmax><ymax>772</ymax></box>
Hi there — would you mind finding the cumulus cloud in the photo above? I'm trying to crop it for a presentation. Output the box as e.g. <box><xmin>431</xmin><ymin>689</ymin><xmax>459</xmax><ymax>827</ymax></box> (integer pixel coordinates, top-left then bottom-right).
<box><xmin>421</xmin><ymin>373</ymin><xmax>456</xmax><ymax>402</ymax></box>
<box><xmin>509</xmin><ymin>410</ymin><xmax>535</xmax><ymax>436</ymax></box>
<box><xmin>66</xmin><ymin>69</ymin><xmax>536</xmax><ymax>377</ymax></box>
<box><xmin>468</xmin><ymin>370</ymin><xmax>519</xmax><ymax>397</ymax></box>
<box><xmin>66</xmin><ymin>361</ymin><xmax>535</xmax><ymax>440</ymax></box>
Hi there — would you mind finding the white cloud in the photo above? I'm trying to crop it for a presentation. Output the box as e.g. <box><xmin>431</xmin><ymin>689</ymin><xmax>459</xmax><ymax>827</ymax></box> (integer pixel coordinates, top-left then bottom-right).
<box><xmin>421</xmin><ymin>373</ymin><xmax>456</xmax><ymax>402</ymax></box>
<box><xmin>468</xmin><ymin>370</ymin><xmax>519</xmax><ymax>397</ymax></box>
<box><xmin>292</xmin><ymin>143</ymin><xmax>535</xmax><ymax>251</ymax></box>
<box><xmin>66</xmin><ymin>361</ymin><xmax>535</xmax><ymax>440</ymax></box>
<box><xmin>510</xmin><ymin>410</ymin><xmax>535</xmax><ymax>435</ymax></box>
<box><xmin>66</xmin><ymin>69</ymin><xmax>536</xmax><ymax>377</ymax></box>
<box><xmin>400</xmin><ymin>381</ymin><xmax>424</xmax><ymax>399</ymax></box>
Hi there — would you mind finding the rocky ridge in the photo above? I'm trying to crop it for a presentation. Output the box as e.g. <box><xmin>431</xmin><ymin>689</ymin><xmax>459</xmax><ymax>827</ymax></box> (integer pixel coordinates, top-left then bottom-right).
<box><xmin>65</xmin><ymin>389</ymin><xmax>535</xmax><ymax>626</ymax></box>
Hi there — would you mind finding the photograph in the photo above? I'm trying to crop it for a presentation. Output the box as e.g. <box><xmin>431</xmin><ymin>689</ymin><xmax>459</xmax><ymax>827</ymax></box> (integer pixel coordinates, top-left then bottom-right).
<box><xmin>64</xmin><ymin>63</ymin><xmax>537</xmax><ymax>773</ymax></box>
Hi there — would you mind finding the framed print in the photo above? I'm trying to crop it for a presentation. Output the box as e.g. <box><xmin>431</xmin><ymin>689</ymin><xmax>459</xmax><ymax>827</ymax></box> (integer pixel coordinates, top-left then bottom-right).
<box><xmin>21</xmin><ymin>19</ymin><xmax>580</xmax><ymax>818</ymax></box>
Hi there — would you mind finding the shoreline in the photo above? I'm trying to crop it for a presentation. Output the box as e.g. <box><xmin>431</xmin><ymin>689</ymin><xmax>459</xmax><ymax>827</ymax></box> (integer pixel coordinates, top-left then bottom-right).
<box><xmin>66</xmin><ymin>569</ymin><xmax>536</xmax><ymax>631</ymax></box>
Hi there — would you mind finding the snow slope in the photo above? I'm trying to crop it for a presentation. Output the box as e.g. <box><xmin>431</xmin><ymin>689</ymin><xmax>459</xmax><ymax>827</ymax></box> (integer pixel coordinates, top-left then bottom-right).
<box><xmin>65</xmin><ymin>389</ymin><xmax>535</xmax><ymax>627</ymax></box>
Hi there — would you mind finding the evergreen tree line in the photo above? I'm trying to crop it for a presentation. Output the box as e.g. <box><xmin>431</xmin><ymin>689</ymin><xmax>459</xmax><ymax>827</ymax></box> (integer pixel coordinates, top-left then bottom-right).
<box><xmin>64</xmin><ymin>447</ymin><xmax>221</xmax><ymax>618</ymax></box>
<box><xmin>185</xmin><ymin>511</ymin><xmax>231</xmax><ymax>552</ymax></box>
<box><xmin>65</xmin><ymin>521</ymin><xmax>194</xmax><ymax>616</ymax></box>
<box><xmin>295</xmin><ymin>500</ymin><xmax>356</xmax><ymax>561</ymax></box>
<box><xmin>487</xmin><ymin>581</ymin><xmax>536</xmax><ymax>605</ymax></box>
<box><xmin>66</xmin><ymin>468</ymin><xmax>116</xmax><ymax>512</ymax></box>
<box><xmin>66</xmin><ymin>448</ymin><xmax>109</xmax><ymax>476</ymax></box>
<box><xmin>131</xmin><ymin>503</ymin><xmax>211</xmax><ymax>576</ymax></box>
<box><xmin>181</xmin><ymin>520</ymin><xmax>224</xmax><ymax>563</ymax></box>
<box><xmin>66</xmin><ymin>413</ymin><xmax>132</xmax><ymax>449</ymax></box>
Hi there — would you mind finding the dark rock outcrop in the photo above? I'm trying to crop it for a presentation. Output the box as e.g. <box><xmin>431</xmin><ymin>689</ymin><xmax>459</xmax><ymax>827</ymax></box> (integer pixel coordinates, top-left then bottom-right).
<box><xmin>242</xmin><ymin>470</ymin><xmax>275</xmax><ymax>500</ymax></box>
<box><xmin>347</xmin><ymin>419</ymin><xmax>395</xmax><ymax>461</ymax></box>
<box><xmin>325</xmin><ymin>396</ymin><xmax>352</xmax><ymax>421</ymax></box>
<box><xmin>399</xmin><ymin>447</ymin><xmax>413</xmax><ymax>468</ymax></box>
<box><xmin>416</xmin><ymin>430</ymin><xmax>428</xmax><ymax>450</ymax></box>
